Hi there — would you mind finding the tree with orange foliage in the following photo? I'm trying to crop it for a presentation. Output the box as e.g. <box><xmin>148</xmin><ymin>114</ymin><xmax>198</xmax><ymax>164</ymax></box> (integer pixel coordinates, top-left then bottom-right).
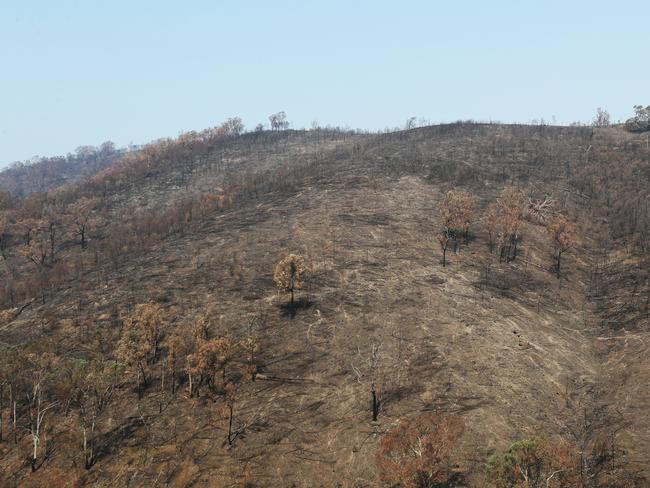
<box><xmin>486</xmin><ymin>437</ymin><xmax>580</xmax><ymax>488</ymax></box>
<box><xmin>454</xmin><ymin>191</ymin><xmax>476</xmax><ymax>245</ymax></box>
<box><xmin>171</xmin><ymin>309</ymin><xmax>219</xmax><ymax>397</ymax></box>
<box><xmin>117</xmin><ymin>303</ymin><xmax>169</xmax><ymax>398</ymax></box>
<box><xmin>164</xmin><ymin>328</ymin><xmax>194</xmax><ymax>395</ymax></box>
<box><xmin>437</xmin><ymin>192</ymin><xmax>456</xmax><ymax>266</ymax></box>
<box><xmin>547</xmin><ymin>215</ymin><xmax>577</xmax><ymax>279</ymax></box>
<box><xmin>186</xmin><ymin>334</ymin><xmax>247</xmax><ymax>445</ymax></box>
<box><xmin>486</xmin><ymin>432</ymin><xmax>646</xmax><ymax>486</ymax></box>
<box><xmin>486</xmin><ymin>186</ymin><xmax>526</xmax><ymax>262</ymax></box>
<box><xmin>116</xmin><ymin>326</ymin><xmax>149</xmax><ymax>399</ymax></box>
<box><xmin>500</xmin><ymin>187</ymin><xmax>526</xmax><ymax>261</ymax></box>
<box><xmin>200</xmin><ymin>337</ymin><xmax>237</xmax><ymax>387</ymax></box>
<box><xmin>437</xmin><ymin>190</ymin><xmax>476</xmax><ymax>265</ymax></box>
<box><xmin>129</xmin><ymin>303</ymin><xmax>167</xmax><ymax>360</ymax></box>
<box><xmin>376</xmin><ymin>413</ymin><xmax>465</xmax><ymax>488</ymax></box>
<box><xmin>274</xmin><ymin>254</ymin><xmax>306</xmax><ymax>305</ymax></box>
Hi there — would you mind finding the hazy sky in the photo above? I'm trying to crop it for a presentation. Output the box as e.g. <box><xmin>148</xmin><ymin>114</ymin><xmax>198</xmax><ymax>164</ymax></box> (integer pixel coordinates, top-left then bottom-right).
<box><xmin>1</xmin><ymin>0</ymin><xmax>648</xmax><ymax>167</ymax></box>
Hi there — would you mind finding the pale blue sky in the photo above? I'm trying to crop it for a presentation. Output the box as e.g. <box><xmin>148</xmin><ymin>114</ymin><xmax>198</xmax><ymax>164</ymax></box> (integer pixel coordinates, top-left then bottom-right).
<box><xmin>1</xmin><ymin>1</ymin><xmax>648</xmax><ymax>166</ymax></box>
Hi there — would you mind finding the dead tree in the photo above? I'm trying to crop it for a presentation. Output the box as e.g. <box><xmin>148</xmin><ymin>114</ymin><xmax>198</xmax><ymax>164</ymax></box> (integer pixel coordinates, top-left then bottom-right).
<box><xmin>352</xmin><ymin>342</ymin><xmax>382</xmax><ymax>421</ymax></box>
<box><xmin>438</xmin><ymin>228</ymin><xmax>451</xmax><ymax>267</ymax></box>
<box><xmin>26</xmin><ymin>364</ymin><xmax>58</xmax><ymax>471</ymax></box>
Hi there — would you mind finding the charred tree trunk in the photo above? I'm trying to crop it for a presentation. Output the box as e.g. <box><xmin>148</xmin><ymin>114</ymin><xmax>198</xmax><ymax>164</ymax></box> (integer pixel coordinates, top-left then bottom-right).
<box><xmin>371</xmin><ymin>384</ymin><xmax>380</xmax><ymax>421</ymax></box>
<box><xmin>159</xmin><ymin>362</ymin><xmax>165</xmax><ymax>414</ymax></box>
<box><xmin>12</xmin><ymin>388</ymin><xmax>17</xmax><ymax>444</ymax></box>
<box><xmin>227</xmin><ymin>402</ymin><xmax>234</xmax><ymax>446</ymax></box>
<box><xmin>0</xmin><ymin>384</ymin><xmax>3</xmax><ymax>442</ymax></box>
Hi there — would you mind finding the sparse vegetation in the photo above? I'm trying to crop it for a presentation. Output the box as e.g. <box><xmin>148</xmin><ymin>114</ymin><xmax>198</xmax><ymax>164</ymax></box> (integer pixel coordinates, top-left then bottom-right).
<box><xmin>376</xmin><ymin>414</ymin><xmax>464</xmax><ymax>488</ymax></box>
<box><xmin>486</xmin><ymin>435</ymin><xmax>646</xmax><ymax>488</ymax></box>
<box><xmin>0</xmin><ymin>120</ymin><xmax>648</xmax><ymax>486</ymax></box>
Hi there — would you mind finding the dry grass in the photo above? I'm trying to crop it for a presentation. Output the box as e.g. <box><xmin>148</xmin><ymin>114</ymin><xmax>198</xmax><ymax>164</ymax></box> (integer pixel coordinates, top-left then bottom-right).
<box><xmin>1</xmin><ymin>124</ymin><xmax>648</xmax><ymax>486</ymax></box>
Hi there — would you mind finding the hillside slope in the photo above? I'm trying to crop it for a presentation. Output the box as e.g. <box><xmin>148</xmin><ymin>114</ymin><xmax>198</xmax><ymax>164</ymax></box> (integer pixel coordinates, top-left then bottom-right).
<box><xmin>0</xmin><ymin>143</ymin><xmax>126</xmax><ymax>198</ymax></box>
<box><xmin>0</xmin><ymin>124</ymin><xmax>648</xmax><ymax>487</ymax></box>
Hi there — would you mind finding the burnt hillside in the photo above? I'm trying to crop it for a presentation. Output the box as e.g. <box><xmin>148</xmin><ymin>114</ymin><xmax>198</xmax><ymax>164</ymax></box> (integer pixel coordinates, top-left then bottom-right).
<box><xmin>0</xmin><ymin>122</ymin><xmax>648</xmax><ymax>487</ymax></box>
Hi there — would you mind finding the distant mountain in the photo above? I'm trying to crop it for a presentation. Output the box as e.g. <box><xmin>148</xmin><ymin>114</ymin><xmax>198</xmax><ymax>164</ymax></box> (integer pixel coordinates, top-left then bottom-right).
<box><xmin>0</xmin><ymin>141</ymin><xmax>132</xmax><ymax>197</ymax></box>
